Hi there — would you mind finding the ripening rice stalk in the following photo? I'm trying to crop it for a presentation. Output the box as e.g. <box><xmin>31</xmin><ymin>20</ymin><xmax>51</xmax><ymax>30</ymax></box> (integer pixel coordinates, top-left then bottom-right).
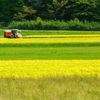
<box><xmin>23</xmin><ymin>35</ymin><xmax>100</xmax><ymax>38</ymax></box>
<box><xmin>0</xmin><ymin>37</ymin><xmax>100</xmax><ymax>43</ymax></box>
<box><xmin>0</xmin><ymin>60</ymin><xmax>100</xmax><ymax>78</ymax></box>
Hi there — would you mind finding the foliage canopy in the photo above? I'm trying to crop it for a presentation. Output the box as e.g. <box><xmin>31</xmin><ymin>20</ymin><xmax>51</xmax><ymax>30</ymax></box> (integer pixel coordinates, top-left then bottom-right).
<box><xmin>0</xmin><ymin>0</ymin><xmax>100</xmax><ymax>22</ymax></box>
<box><xmin>0</xmin><ymin>0</ymin><xmax>23</xmax><ymax>22</ymax></box>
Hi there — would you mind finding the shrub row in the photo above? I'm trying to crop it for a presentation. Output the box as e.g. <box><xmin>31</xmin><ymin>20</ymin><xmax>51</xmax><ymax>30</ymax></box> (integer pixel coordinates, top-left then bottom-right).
<box><xmin>8</xmin><ymin>19</ymin><xmax>100</xmax><ymax>31</ymax></box>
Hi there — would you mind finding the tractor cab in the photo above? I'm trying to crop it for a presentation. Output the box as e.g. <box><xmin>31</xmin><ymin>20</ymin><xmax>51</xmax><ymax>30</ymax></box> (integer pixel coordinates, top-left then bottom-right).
<box><xmin>4</xmin><ymin>29</ymin><xmax>22</xmax><ymax>38</ymax></box>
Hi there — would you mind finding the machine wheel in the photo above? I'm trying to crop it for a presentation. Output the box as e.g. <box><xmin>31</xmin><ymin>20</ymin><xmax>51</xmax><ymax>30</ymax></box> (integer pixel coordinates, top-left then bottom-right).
<box><xmin>11</xmin><ymin>34</ymin><xmax>14</xmax><ymax>38</ymax></box>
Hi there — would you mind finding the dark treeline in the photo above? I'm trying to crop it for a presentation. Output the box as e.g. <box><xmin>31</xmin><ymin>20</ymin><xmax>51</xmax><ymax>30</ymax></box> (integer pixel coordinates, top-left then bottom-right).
<box><xmin>0</xmin><ymin>0</ymin><xmax>23</xmax><ymax>22</ymax></box>
<box><xmin>0</xmin><ymin>0</ymin><xmax>100</xmax><ymax>22</ymax></box>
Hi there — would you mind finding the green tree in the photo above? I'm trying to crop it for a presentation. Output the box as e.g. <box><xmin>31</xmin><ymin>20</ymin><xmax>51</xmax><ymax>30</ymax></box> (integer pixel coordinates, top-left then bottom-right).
<box><xmin>23</xmin><ymin>0</ymin><xmax>52</xmax><ymax>19</ymax></box>
<box><xmin>14</xmin><ymin>6</ymin><xmax>37</xmax><ymax>21</ymax></box>
<box><xmin>94</xmin><ymin>0</ymin><xmax>100</xmax><ymax>21</ymax></box>
<box><xmin>0</xmin><ymin>0</ymin><xmax>23</xmax><ymax>22</ymax></box>
<box><xmin>48</xmin><ymin>0</ymin><xmax>68</xmax><ymax>20</ymax></box>
<box><xmin>21</xmin><ymin>0</ymin><xmax>100</xmax><ymax>21</ymax></box>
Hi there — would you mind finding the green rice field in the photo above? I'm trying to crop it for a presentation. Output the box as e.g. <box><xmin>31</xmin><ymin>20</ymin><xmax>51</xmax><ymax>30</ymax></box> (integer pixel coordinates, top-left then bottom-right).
<box><xmin>0</xmin><ymin>29</ymin><xmax>100</xmax><ymax>100</ymax></box>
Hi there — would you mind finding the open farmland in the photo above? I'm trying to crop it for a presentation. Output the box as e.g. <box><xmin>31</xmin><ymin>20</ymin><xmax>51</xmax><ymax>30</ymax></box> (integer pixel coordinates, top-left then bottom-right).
<box><xmin>0</xmin><ymin>29</ymin><xmax>100</xmax><ymax>100</ymax></box>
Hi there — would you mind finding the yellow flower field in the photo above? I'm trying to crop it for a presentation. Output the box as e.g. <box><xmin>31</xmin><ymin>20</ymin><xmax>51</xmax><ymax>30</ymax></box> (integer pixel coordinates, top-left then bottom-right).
<box><xmin>0</xmin><ymin>60</ymin><xmax>100</xmax><ymax>78</ymax></box>
<box><xmin>0</xmin><ymin>37</ymin><xmax>100</xmax><ymax>43</ymax></box>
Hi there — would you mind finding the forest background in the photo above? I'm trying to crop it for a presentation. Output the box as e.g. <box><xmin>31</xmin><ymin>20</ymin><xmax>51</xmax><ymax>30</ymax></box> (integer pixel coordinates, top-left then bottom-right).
<box><xmin>0</xmin><ymin>0</ymin><xmax>100</xmax><ymax>22</ymax></box>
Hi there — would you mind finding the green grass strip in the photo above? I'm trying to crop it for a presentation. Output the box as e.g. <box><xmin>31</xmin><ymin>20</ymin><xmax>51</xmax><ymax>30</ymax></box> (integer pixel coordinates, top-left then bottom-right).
<box><xmin>0</xmin><ymin>42</ymin><xmax>100</xmax><ymax>47</ymax></box>
<box><xmin>0</xmin><ymin>53</ymin><xmax>100</xmax><ymax>60</ymax></box>
<box><xmin>0</xmin><ymin>46</ymin><xmax>100</xmax><ymax>60</ymax></box>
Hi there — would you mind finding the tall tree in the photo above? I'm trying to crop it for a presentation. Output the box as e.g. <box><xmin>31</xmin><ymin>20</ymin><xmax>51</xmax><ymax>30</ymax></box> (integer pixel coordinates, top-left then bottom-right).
<box><xmin>94</xmin><ymin>0</ymin><xmax>100</xmax><ymax>21</ymax></box>
<box><xmin>66</xmin><ymin>0</ymin><xmax>98</xmax><ymax>21</ymax></box>
<box><xmin>23</xmin><ymin>0</ymin><xmax>52</xmax><ymax>19</ymax></box>
<box><xmin>0</xmin><ymin>0</ymin><xmax>23</xmax><ymax>22</ymax></box>
<box><xmin>14</xmin><ymin>6</ymin><xmax>37</xmax><ymax>21</ymax></box>
<box><xmin>21</xmin><ymin>0</ymin><xmax>100</xmax><ymax>21</ymax></box>
<box><xmin>48</xmin><ymin>0</ymin><xmax>68</xmax><ymax>20</ymax></box>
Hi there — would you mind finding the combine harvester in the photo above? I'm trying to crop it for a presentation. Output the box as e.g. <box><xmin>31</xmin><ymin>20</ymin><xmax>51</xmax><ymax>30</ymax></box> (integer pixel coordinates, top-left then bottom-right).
<box><xmin>4</xmin><ymin>29</ymin><xmax>22</xmax><ymax>38</ymax></box>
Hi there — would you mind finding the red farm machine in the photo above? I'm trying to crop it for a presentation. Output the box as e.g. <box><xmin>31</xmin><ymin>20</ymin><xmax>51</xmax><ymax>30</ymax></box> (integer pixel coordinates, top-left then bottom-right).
<box><xmin>4</xmin><ymin>29</ymin><xmax>22</xmax><ymax>38</ymax></box>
